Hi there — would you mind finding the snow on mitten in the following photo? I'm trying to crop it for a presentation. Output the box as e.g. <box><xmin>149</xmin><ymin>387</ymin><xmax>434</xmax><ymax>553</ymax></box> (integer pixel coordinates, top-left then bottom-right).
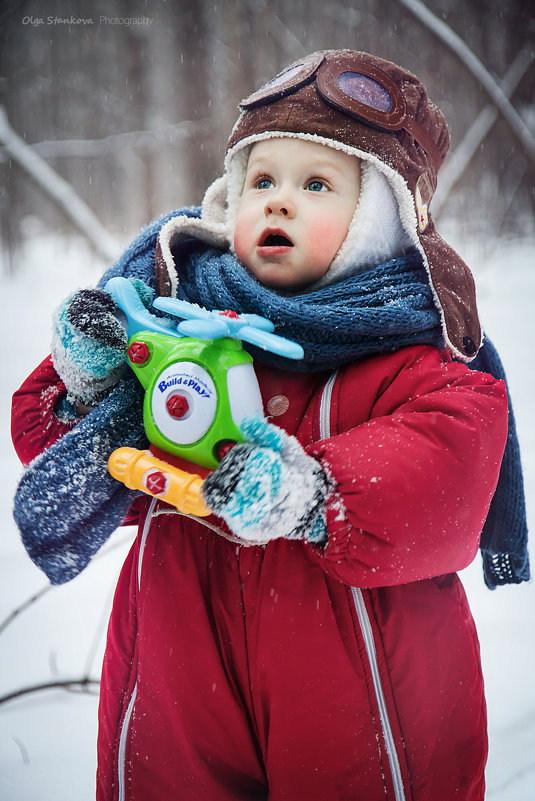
<box><xmin>51</xmin><ymin>278</ymin><xmax>154</xmax><ymax>406</ymax></box>
<box><xmin>202</xmin><ymin>416</ymin><xmax>330</xmax><ymax>545</ymax></box>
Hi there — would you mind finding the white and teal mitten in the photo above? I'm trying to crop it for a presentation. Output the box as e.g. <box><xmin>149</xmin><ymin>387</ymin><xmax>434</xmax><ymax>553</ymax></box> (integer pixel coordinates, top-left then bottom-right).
<box><xmin>51</xmin><ymin>278</ymin><xmax>153</xmax><ymax>407</ymax></box>
<box><xmin>202</xmin><ymin>416</ymin><xmax>331</xmax><ymax>545</ymax></box>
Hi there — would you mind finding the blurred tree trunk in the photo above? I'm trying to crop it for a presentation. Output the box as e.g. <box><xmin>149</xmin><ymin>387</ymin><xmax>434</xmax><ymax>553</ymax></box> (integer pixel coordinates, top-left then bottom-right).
<box><xmin>174</xmin><ymin>2</ymin><xmax>215</xmax><ymax>204</ymax></box>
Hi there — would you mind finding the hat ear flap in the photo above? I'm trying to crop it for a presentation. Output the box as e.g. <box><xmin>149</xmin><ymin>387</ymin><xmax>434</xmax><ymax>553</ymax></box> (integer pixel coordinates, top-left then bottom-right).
<box><xmin>154</xmin><ymin>179</ymin><xmax>232</xmax><ymax>297</ymax></box>
<box><xmin>201</xmin><ymin>175</ymin><xmax>228</xmax><ymax>227</ymax></box>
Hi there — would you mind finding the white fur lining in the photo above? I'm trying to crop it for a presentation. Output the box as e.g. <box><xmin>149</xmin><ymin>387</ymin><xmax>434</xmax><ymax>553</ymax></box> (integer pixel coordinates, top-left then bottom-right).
<box><xmin>156</xmin><ymin>130</ymin><xmax>455</xmax><ymax>357</ymax></box>
<box><xmin>157</xmin><ymin>177</ymin><xmax>230</xmax><ymax>297</ymax></box>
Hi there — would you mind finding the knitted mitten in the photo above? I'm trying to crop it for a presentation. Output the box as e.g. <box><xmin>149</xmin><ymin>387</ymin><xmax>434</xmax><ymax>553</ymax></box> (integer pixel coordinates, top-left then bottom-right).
<box><xmin>51</xmin><ymin>278</ymin><xmax>154</xmax><ymax>406</ymax></box>
<box><xmin>202</xmin><ymin>416</ymin><xmax>330</xmax><ymax>545</ymax></box>
<box><xmin>13</xmin><ymin>374</ymin><xmax>147</xmax><ymax>585</ymax></box>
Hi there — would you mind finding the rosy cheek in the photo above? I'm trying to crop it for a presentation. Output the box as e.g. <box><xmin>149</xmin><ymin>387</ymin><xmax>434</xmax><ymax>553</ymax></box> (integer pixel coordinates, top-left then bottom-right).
<box><xmin>306</xmin><ymin>219</ymin><xmax>348</xmax><ymax>262</ymax></box>
<box><xmin>233</xmin><ymin>217</ymin><xmax>251</xmax><ymax>263</ymax></box>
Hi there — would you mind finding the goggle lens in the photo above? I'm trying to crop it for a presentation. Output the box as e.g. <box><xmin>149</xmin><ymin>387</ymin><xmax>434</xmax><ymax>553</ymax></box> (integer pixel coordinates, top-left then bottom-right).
<box><xmin>262</xmin><ymin>64</ymin><xmax>306</xmax><ymax>93</ymax></box>
<box><xmin>240</xmin><ymin>52</ymin><xmax>324</xmax><ymax>108</ymax></box>
<box><xmin>338</xmin><ymin>72</ymin><xmax>392</xmax><ymax>113</ymax></box>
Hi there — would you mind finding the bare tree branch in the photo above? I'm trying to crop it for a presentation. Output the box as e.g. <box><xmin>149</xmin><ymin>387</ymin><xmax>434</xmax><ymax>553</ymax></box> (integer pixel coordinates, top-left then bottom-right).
<box><xmin>397</xmin><ymin>0</ymin><xmax>535</xmax><ymax>171</ymax></box>
<box><xmin>267</xmin><ymin>13</ymin><xmax>305</xmax><ymax>57</ymax></box>
<box><xmin>0</xmin><ymin>120</ymin><xmax>200</xmax><ymax>163</ymax></box>
<box><xmin>0</xmin><ymin>678</ymin><xmax>100</xmax><ymax>706</ymax></box>
<box><xmin>433</xmin><ymin>49</ymin><xmax>534</xmax><ymax>217</ymax></box>
<box><xmin>0</xmin><ymin>584</ymin><xmax>52</xmax><ymax>636</ymax></box>
<box><xmin>0</xmin><ymin>531</ymin><xmax>135</xmax><ymax>707</ymax></box>
<box><xmin>0</xmin><ymin>106</ymin><xmax>120</xmax><ymax>263</ymax></box>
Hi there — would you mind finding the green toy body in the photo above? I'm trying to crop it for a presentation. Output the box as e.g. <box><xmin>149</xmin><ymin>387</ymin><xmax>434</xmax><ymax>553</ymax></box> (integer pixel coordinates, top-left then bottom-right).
<box><xmin>126</xmin><ymin>330</ymin><xmax>262</xmax><ymax>470</ymax></box>
<box><xmin>103</xmin><ymin>277</ymin><xmax>303</xmax><ymax>477</ymax></box>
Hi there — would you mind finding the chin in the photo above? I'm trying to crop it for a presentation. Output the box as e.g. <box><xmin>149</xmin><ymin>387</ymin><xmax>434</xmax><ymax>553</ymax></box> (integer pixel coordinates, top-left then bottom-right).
<box><xmin>248</xmin><ymin>266</ymin><xmax>287</xmax><ymax>289</ymax></box>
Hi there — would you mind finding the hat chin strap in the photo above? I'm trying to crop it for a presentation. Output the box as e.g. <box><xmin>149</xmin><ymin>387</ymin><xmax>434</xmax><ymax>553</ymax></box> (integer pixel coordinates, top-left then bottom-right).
<box><xmin>309</xmin><ymin>160</ymin><xmax>413</xmax><ymax>290</ymax></box>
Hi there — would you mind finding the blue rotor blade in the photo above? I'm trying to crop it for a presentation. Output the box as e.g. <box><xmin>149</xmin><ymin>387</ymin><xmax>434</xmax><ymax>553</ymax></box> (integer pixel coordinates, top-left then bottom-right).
<box><xmin>153</xmin><ymin>297</ymin><xmax>213</xmax><ymax>320</ymax></box>
<box><xmin>241</xmin><ymin>314</ymin><xmax>275</xmax><ymax>333</ymax></box>
<box><xmin>239</xmin><ymin>326</ymin><xmax>304</xmax><ymax>360</ymax></box>
<box><xmin>152</xmin><ymin>292</ymin><xmax>303</xmax><ymax>359</ymax></box>
<box><xmin>105</xmin><ymin>277</ymin><xmax>178</xmax><ymax>340</ymax></box>
<box><xmin>177</xmin><ymin>318</ymin><xmax>229</xmax><ymax>339</ymax></box>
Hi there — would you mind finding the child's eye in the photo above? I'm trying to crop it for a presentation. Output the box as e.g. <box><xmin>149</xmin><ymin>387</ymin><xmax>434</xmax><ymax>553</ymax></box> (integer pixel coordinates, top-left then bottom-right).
<box><xmin>306</xmin><ymin>179</ymin><xmax>327</xmax><ymax>192</ymax></box>
<box><xmin>255</xmin><ymin>176</ymin><xmax>273</xmax><ymax>190</ymax></box>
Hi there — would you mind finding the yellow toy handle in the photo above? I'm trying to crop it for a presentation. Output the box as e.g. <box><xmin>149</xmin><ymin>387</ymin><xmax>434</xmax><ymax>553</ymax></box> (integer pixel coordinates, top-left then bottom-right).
<box><xmin>108</xmin><ymin>447</ymin><xmax>210</xmax><ymax>517</ymax></box>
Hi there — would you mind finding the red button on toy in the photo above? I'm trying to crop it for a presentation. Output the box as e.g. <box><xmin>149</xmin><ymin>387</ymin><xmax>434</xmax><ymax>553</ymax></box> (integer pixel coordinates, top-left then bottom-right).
<box><xmin>166</xmin><ymin>393</ymin><xmax>189</xmax><ymax>418</ymax></box>
<box><xmin>216</xmin><ymin>440</ymin><xmax>236</xmax><ymax>461</ymax></box>
<box><xmin>128</xmin><ymin>341</ymin><xmax>150</xmax><ymax>364</ymax></box>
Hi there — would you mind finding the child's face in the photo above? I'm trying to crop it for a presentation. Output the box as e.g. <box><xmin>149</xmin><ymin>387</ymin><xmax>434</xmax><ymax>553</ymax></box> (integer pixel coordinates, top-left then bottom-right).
<box><xmin>233</xmin><ymin>138</ymin><xmax>361</xmax><ymax>291</ymax></box>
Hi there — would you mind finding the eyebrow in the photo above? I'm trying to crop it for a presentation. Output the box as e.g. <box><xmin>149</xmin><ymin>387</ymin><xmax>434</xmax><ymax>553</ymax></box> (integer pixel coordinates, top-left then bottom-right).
<box><xmin>305</xmin><ymin>160</ymin><xmax>347</xmax><ymax>176</ymax></box>
<box><xmin>246</xmin><ymin>157</ymin><xmax>271</xmax><ymax>173</ymax></box>
<box><xmin>246</xmin><ymin>156</ymin><xmax>347</xmax><ymax>176</ymax></box>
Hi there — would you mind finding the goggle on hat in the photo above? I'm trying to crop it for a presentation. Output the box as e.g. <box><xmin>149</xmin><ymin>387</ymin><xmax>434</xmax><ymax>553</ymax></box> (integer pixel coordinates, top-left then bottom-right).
<box><xmin>225</xmin><ymin>49</ymin><xmax>482</xmax><ymax>360</ymax></box>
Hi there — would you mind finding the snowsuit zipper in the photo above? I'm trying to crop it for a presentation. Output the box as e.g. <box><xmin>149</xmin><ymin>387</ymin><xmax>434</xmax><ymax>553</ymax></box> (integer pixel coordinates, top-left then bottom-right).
<box><xmin>320</xmin><ymin>372</ymin><xmax>407</xmax><ymax>801</ymax></box>
<box><xmin>116</xmin><ymin>497</ymin><xmax>158</xmax><ymax>801</ymax></box>
<box><xmin>351</xmin><ymin>587</ymin><xmax>406</xmax><ymax>801</ymax></box>
<box><xmin>117</xmin><ymin>684</ymin><xmax>137</xmax><ymax>801</ymax></box>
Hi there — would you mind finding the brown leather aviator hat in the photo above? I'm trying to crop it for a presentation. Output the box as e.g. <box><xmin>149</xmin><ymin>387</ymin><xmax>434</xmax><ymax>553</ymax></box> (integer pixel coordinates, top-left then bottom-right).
<box><xmin>225</xmin><ymin>49</ymin><xmax>482</xmax><ymax>360</ymax></box>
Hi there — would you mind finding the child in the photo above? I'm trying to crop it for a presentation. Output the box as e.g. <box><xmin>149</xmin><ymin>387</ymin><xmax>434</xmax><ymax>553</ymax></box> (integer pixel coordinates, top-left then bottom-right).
<box><xmin>12</xmin><ymin>50</ymin><xmax>529</xmax><ymax>801</ymax></box>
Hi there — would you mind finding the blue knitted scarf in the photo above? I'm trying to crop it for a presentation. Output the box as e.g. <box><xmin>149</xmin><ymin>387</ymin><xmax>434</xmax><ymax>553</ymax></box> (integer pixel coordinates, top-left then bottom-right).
<box><xmin>14</xmin><ymin>209</ymin><xmax>529</xmax><ymax>587</ymax></box>
<box><xmin>178</xmin><ymin>248</ymin><xmax>442</xmax><ymax>370</ymax></box>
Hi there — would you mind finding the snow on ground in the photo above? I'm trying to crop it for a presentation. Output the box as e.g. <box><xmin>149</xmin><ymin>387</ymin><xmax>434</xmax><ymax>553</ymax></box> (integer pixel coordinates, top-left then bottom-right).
<box><xmin>0</xmin><ymin>228</ymin><xmax>534</xmax><ymax>799</ymax></box>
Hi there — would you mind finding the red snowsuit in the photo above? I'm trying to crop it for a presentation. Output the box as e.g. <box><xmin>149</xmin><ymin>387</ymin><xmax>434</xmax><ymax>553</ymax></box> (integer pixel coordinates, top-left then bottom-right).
<box><xmin>12</xmin><ymin>344</ymin><xmax>508</xmax><ymax>801</ymax></box>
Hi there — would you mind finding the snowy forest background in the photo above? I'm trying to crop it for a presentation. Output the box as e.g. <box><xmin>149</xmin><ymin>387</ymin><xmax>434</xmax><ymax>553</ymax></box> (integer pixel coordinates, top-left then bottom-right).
<box><xmin>1</xmin><ymin>0</ymin><xmax>534</xmax><ymax>259</ymax></box>
<box><xmin>1</xmin><ymin>0</ymin><xmax>534</xmax><ymax>798</ymax></box>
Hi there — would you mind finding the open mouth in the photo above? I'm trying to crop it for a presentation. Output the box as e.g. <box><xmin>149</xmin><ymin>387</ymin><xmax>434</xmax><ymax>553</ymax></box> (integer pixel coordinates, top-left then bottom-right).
<box><xmin>259</xmin><ymin>231</ymin><xmax>294</xmax><ymax>247</ymax></box>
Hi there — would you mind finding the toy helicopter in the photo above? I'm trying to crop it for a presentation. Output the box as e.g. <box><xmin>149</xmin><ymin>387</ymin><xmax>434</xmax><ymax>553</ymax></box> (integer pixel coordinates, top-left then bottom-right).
<box><xmin>105</xmin><ymin>276</ymin><xmax>304</xmax><ymax>517</ymax></box>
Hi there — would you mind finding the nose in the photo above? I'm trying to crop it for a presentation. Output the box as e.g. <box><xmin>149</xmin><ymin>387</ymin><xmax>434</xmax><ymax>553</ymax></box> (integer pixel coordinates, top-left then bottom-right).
<box><xmin>264</xmin><ymin>187</ymin><xmax>296</xmax><ymax>218</ymax></box>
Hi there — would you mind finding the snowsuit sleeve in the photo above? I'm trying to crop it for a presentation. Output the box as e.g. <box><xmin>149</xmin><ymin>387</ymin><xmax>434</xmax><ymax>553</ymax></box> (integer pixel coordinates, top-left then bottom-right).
<box><xmin>305</xmin><ymin>346</ymin><xmax>509</xmax><ymax>588</ymax></box>
<box><xmin>11</xmin><ymin>355</ymin><xmax>78</xmax><ymax>466</ymax></box>
<box><xmin>11</xmin><ymin>358</ymin><xmax>147</xmax><ymax>585</ymax></box>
